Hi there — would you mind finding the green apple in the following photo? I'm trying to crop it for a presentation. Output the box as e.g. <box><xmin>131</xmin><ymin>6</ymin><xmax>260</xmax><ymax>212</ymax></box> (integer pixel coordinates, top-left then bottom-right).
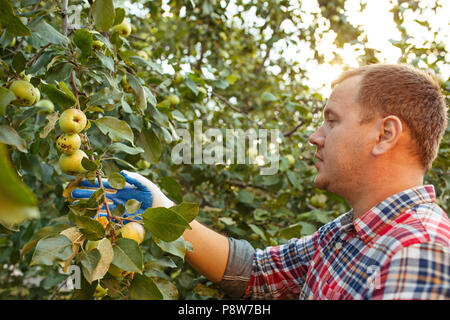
<box><xmin>8</xmin><ymin>37</ymin><xmax>16</xmax><ymax>47</ymax></box>
<box><xmin>9</xmin><ymin>80</ymin><xmax>39</xmax><ymax>106</ymax></box>
<box><xmin>59</xmin><ymin>108</ymin><xmax>87</xmax><ymax>134</ymax></box>
<box><xmin>92</xmin><ymin>40</ymin><xmax>104</xmax><ymax>50</ymax></box>
<box><xmin>56</xmin><ymin>133</ymin><xmax>81</xmax><ymax>154</ymax></box>
<box><xmin>121</xmin><ymin>76</ymin><xmax>133</xmax><ymax>93</ymax></box>
<box><xmin>120</xmin><ymin>222</ymin><xmax>145</xmax><ymax>245</ymax></box>
<box><xmin>157</xmin><ymin>99</ymin><xmax>171</xmax><ymax>109</ymax></box>
<box><xmin>93</xmin><ymin>284</ymin><xmax>108</xmax><ymax>298</ymax></box>
<box><xmin>136</xmin><ymin>159</ymin><xmax>150</xmax><ymax>169</ymax></box>
<box><xmin>137</xmin><ymin>50</ymin><xmax>148</xmax><ymax>60</ymax></box>
<box><xmin>168</xmin><ymin>94</ymin><xmax>180</xmax><ymax>106</ymax></box>
<box><xmin>286</xmin><ymin>154</ymin><xmax>295</xmax><ymax>168</ymax></box>
<box><xmin>218</xmin><ymin>31</ymin><xmax>228</xmax><ymax>41</ymax></box>
<box><xmin>197</xmin><ymin>87</ymin><xmax>207</xmax><ymax>100</ymax></box>
<box><xmin>85</xmin><ymin>240</ymin><xmax>101</xmax><ymax>251</ymax></box>
<box><xmin>112</xmin><ymin>20</ymin><xmax>132</xmax><ymax>37</ymax></box>
<box><xmin>33</xmin><ymin>86</ymin><xmax>40</xmax><ymax>103</ymax></box>
<box><xmin>310</xmin><ymin>194</ymin><xmax>327</xmax><ymax>208</ymax></box>
<box><xmin>173</xmin><ymin>73</ymin><xmax>185</xmax><ymax>85</ymax></box>
<box><xmin>59</xmin><ymin>149</ymin><xmax>88</xmax><ymax>175</ymax></box>
<box><xmin>108</xmin><ymin>264</ymin><xmax>130</xmax><ymax>279</ymax></box>
<box><xmin>36</xmin><ymin>99</ymin><xmax>54</xmax><ymax>114</ymax></box>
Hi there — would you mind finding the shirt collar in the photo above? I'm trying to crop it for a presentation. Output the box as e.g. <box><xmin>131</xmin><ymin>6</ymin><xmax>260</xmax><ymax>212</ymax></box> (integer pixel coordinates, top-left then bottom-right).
<box><xmin>352</xmin><ymin>185</ymin><xmax>436</xmax><ymax>244</ymax></box>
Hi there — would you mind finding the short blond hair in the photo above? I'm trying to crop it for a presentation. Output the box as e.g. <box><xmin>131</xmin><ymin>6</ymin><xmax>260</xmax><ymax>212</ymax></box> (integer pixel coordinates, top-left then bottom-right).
<box><xmin>332</xmin><ymin>64</ymin><xmax>448</xmax><ymax>171</ymax></box>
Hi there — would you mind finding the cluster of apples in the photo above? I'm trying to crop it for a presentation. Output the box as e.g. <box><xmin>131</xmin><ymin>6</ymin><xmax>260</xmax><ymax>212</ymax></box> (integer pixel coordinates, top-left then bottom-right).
<box><xmin>56</xmin><ymin>108</ymin><xmax>89</xmax><ymax>175</ymax></box>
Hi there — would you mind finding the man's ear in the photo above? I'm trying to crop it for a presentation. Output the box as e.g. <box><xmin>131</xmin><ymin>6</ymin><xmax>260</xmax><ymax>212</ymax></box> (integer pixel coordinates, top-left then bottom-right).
<box><xmin>371</xmin><ymin>115</ymin><xmax>403</xmax><ymax>156</ymax></box>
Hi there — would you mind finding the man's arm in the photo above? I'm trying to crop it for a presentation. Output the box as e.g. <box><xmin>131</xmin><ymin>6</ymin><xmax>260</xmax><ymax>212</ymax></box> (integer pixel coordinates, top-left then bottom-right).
<box><xmin>183</xmin><ymin>220</ymin><xmax>230</xmax><ymax>283</ymax></box>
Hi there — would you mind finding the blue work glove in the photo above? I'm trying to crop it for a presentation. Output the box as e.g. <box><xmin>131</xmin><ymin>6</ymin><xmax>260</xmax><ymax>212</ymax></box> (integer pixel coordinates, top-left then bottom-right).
<box><xmin>71</xmin><ymin>170</ymin><xmax>174</xmax><ymax>223</ymax></box>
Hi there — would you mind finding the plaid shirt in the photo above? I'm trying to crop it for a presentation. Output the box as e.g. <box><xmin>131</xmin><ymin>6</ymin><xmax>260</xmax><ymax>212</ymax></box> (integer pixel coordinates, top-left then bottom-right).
<box><xmin>243</xmin><ymin>185</ymin><xmax>450</xmax><ymax>300</ymax></box>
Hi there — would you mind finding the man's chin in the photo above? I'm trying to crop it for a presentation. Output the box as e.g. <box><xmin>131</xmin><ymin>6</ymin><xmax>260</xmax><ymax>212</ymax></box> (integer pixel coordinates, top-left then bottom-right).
<box><xmin>313</xmin><ymin>175</ymin><xmax>329</xmax><ymax>191</ymax></box>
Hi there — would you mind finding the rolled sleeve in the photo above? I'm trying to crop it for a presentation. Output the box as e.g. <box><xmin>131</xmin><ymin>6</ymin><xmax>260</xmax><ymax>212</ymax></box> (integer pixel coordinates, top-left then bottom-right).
<box><xmin>219</xmin><ymin>237</ymin><xmax>255</xmax><ymax>299</ymax></box>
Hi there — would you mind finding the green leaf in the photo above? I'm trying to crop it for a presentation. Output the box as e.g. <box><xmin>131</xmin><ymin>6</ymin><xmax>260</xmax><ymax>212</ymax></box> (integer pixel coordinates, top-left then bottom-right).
<box><xmin>248</xmin><ymin>223</ymin><xmax>267</xmax><ymax>241</ymax></box>
<box><xmin>185</xmin><ymin>76</ymin><xmax>198</xmax><ymax>95</ymax></box>
<box><xmin>112</xmin><ymin>238</ymin><xmax>143</xmax><ymax>273</ymax></box>
<box><xmin>21</xmin><ymin>224</ymin><xmax>71</xmax><ymax>257</ymax></box>
<box><xmin>85</xmin><ymin>188</ymin><xmax>105</xmax><ymax>209</ymax></box>
<box><xmin>39</xmin><ymin>111</ymin><xmax>59</xmax><ymax>139</ymax></box>
<box><xmin>0</xmin><ymin>144</ymin><xmax>39</xmax><ymax>229</ymax></box>
<box><xmin>40</xmin><ymin>82</ymin><xmax>77</xmax><ymax>108</ymax></box>
<box><xmin>12</xmin><ymin>51</ymin><xmax>26</xmax><ymax>74</ymax></box>
<box><xmin>108</xmin><ymin>172</ymin><xmax>126</xmax><ymax>189</ymax></box>
<box><xmin>0</xmin><ymin>0</ymin><xmax>31</xmax><ymax>36</ymax></box>
<box><xmin>113</xmin><ymin>7</ymin><xmax>126</xmax><ymax>25</ymax></box>
<box><xmin>80</xmin><ymin>249</ymin><xmax>101</xmax><ymax>283</ymax></box>
<box><xmin>153</xmin><ymin>237</ymin><xmax>188</xmax><ymax>261</ymax></box>
<box><xmin>81</xmin><ymin>157</ymin><xmax>99</xmax><ymax>171</ymax></box>
<box><xmin>30</xmin><ymin>234</ymin><xmax>73</xmax><ymax>266</ymax></box>
<box><xmin>152</xmin><ymin>277</ymin><xmax>179</xmax><ymax>299</ymax></box>
<box><xmin>92</xmin><ymin>0</ymin><xmax>115</xmax><ymax>32</ymax></box>
<box><xmin>0</xmin><ymin>125</ymin><xmax>27</xmax><ymax>152</ymax></box>
<box><xmin>30</xmin><ymin>20</ymin><xmax>69</xmax><ymax>45</ymax></box>
<box><xmin>142</xmin><ymin>207</ymin><xmax>190</xmax><ymax>242</ymax></box>
<box><xmin>125</xmin><ymin>199</ymin><xmax>141</xmax><ymax>214</ymax></box>
<box><xmin>226</xmin><ymin>74</ymin><xmax>238</xmax><ymax>85</ymax></box>
<box><xmin>159</xmin><ymin>176</ymin><xmax>182</xmax><ymax>203</ymax></box>
<box><xmin>73</xmin><ymin>29</ymin><xmax>93</xmax><ymax>58</ymax></box>
<box><xmin>95</xmin><ymin>51</ymin><xmax>115</xmax><ymax>72</ymax></box>
<box><xmin>109</xmin><ymin>142</ymin><xmax>144</xmax><ymax>155</ymax></box>
<box><xmin>75</xmin><ymin>216</ymin><xmax>105</xmax><ymax>241</ymax></box>
<box><xmin>136</xmin><ymin>128</ymin><xmax>162</xmax><ymax>164</ymax></box>
<box><xmin>237</xmin><ymin>189</ymin><xmax>254</xmax><ymax>204</ymax></box>
<box><xmin>126</xmin><ymin>73</ymin><xmax>146</xmax><ymax>112</ymax></box>
<box><xmin>279</xmin><ymin>223</ymin><xmax>302</xmax><ymax>239</ymax></box>
<box><xmin>129</xmin><ymin>274</ymin><xmax>163</xmax><ymax>300</ymax></box>
<box><xmin>0</xmin><ymin>87</ymin><xmax>16</xmax><ymax>116</ymax></box>
<box><xmin>170</xmin><ymin>202</ymin><xmax>199</xmax><ymax>223</ymax></box>
<box><xmin>83</xmin><ymin>238</ymin><xmax>114</xmax><ymax>283</ymax></box>
<box><xmin>58</xmin><ymin>81</ymin><xmax>77</xmax><ymax>102</ymax></box>
<box><xmin>95</xmin><ymin>116</ymin><xmax>134</xmax><ymax>144</ymax></box>
<box><xmin>261</xmin><ymin>92</ymin><xmax>278</xmax><ymax>102</ymax></box>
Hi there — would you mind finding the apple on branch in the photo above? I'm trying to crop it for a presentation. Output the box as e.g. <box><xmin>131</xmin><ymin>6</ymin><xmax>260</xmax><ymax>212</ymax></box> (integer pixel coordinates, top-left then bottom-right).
<box><xmin>56</xmin><ymin>133</ymin><xmax>81</xmax><ymax>154</ymax></box>
<box><xmin>59</xmin><ymin>108</ymin><xmax>87</xmax><ymax>134</ymax></box>
<box><xmin>120</xmin><ymin>222</ymin><xmax>145</xmax><ymax>245</ymax></box>
<box><xmin>36</xmin><ymin>99</ymin><xmax>55</xmax><ymax>114</ymax></box>
<box><xmin>9</xmin><ymin>80</ymin><xmax>40</xmax><ymax>107</ymax></box>
<box><xmin>59</xmin><ymin>149</ymin><xmax>88</xmax><ymax>175</ymax></box>
<box><xmin>112</xmin><ymin>19</ymin><xmax>132</xmax><ymax>37</ymax></box>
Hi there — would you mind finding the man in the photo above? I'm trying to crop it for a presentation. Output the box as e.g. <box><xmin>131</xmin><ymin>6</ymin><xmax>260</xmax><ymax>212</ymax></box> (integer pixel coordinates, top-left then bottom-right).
<box><xmin>72</xmin><ymin>64</ymin><xmax>449</xmax><ymax>299</ymax></box>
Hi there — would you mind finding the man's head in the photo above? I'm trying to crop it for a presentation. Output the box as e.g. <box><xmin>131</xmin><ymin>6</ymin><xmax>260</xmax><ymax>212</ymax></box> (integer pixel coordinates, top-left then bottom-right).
<box><xmin>309</xmin><ymin>63</ymin><xmax>447</xmax><ymax>198</ymax></box>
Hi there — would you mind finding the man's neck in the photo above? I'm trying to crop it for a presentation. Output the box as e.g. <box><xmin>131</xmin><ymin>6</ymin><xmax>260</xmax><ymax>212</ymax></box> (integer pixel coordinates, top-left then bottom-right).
<box><xmin>349</xmin><ymin>175</ymin><xmax>424</xmax><ymax>221</ymax></box>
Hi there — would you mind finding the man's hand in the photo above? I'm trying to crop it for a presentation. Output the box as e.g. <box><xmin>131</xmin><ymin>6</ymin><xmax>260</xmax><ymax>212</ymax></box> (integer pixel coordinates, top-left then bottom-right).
<box><xmin>71</xmin><ymin>170</ymin><xmax>174</xmax><ymax>223</ymax></box>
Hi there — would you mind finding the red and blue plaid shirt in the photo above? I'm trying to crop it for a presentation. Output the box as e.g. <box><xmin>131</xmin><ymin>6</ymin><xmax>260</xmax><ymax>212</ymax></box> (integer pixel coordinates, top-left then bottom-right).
<box><xmin>243</xmin><ymin>185</ymin><xmax>450</xmax><ymax>299</ymax></box>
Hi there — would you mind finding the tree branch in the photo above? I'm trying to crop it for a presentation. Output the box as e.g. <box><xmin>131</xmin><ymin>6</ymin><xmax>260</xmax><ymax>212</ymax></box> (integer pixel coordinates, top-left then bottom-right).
<box><xmin>283</xmin><ymin>121</ymin><xmax>304</xmax><ymax>137</ymax></box>
<box><xmin>62</xmin><ymin>0</ymin><xmax>69</xmax><ymax>36</ymax></box>
<box><xmin>212</xmin><ymin>91</ymin><xmax>254</xmax><ymax>124</ymax></box>
<box><xmin>26</xmin><ymin>43</ymin><xmax>51</xmax><ymax>67</ymax></box>
<box><xmin>226</xmin><ymin>179</ymin><xmax>268</xmax><ymax>192</ymax></box>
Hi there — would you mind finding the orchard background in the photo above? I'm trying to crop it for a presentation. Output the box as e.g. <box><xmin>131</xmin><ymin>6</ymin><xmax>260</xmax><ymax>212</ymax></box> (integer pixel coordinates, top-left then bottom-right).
<box><xmin>0</xmin><ymin>0</ymin><xmax>448</xmax><ymax>300</ymax></box>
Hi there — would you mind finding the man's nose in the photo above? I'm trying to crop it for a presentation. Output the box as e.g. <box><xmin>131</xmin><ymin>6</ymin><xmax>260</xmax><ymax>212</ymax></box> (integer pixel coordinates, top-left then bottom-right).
<box><xmin>309</xmin><ymin>127</ymin><xmax>325</xmax><ymax>148</ymax></box>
